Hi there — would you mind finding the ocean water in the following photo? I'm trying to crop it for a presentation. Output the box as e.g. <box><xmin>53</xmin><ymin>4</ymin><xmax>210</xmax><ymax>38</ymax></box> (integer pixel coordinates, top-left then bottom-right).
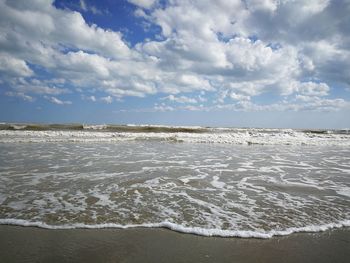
<box><xmin>0</xmin><ymin>124</ymin><xmax>349</xmax><ymax>238</ymax></box>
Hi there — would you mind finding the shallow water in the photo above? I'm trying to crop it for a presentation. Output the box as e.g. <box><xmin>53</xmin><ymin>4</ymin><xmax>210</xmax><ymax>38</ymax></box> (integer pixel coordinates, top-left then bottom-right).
<box><xmin>0</xmin><ymin>129</ymin><xmax>349</xmax><ymax>238</ymax></box>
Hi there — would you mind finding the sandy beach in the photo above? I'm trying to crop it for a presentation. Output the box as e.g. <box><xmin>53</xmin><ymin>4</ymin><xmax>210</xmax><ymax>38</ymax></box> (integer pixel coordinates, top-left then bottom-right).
<box><xmin>0</xmin><ymin>225</ymin><xmax>349</xmax><ymax>263</ymax></box>
<box><xmin>2</xmin><ymin>0</ymin><xmax>350</xmax><ymax>261</ymax></box>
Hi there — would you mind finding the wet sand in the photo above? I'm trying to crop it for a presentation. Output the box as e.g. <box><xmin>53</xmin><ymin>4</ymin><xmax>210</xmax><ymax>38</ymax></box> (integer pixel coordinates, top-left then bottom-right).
<box><xmin>0</xmin><ymin>225</ymin><xmax>349</xmax><ymax>263</ymax></box>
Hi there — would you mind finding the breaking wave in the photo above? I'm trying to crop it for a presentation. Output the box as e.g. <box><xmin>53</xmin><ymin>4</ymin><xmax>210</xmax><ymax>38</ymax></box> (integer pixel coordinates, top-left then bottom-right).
<box><xmin>0</xmin><ymin>128</ymin><xmax>349</xmax><ymax>146</ymax></box>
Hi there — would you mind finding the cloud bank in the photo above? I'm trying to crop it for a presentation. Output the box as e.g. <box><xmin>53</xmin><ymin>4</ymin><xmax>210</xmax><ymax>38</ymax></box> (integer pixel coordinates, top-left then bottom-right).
<box><xmin>0</xmin><ymin>0</ymin><xmax>349</xmax><ymax>112</ymax></box>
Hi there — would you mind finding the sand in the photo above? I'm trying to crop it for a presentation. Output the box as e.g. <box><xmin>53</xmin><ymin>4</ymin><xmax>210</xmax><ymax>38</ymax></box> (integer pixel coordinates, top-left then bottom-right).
<box><xmin>0</xmin><ymin>225</ymin><xmax>349</xmax><ymax>263</ymax></box>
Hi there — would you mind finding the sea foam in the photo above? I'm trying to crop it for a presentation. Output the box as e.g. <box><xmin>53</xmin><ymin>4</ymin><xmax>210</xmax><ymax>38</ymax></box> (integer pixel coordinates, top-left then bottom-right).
<box><xmin>0</xmin><ymin>218</ymin><xmax>349</xmax><ymax>239</ymax></box>
<box><xmin>0</xmin><ymin>129</ymin><xmax>349</xmax><ymax>146</ymax></box>
<box><xmin>1</xmin><ymin>126</ymin><xmax>349</xmax><ymax>240</ymax></box>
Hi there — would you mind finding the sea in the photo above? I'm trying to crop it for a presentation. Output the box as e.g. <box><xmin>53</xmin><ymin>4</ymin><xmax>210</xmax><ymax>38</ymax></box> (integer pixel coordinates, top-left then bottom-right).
<box><xmin>0</xmin><ymin>123</ymin><xmax>349</xmax><ymax>238</ymax></box>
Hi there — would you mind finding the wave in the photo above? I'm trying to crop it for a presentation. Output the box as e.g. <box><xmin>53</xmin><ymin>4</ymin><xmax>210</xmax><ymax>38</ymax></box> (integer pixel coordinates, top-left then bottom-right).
<box><xmin>1</xmin><ymin>123</ymin><xmax>349</xmax><ymax>135</ymax></box>
<box><xmin>0</xmin><ymin>129</ymin><xmax>349</xmax><ymax>146</ymax></box>
<box><xmin>0</xmin><ymin>123</ymin><xmax>84</xmax><ymax>131</ymax></box>
<box><xmin>0</xmin><ymin>218</ymin><xmax>349</xmax><ymax>239</ymax></box>
<box><xmin>0</xmin><ymin>123</ymin><xmax>208</xmax><ymax>133</ymax></box>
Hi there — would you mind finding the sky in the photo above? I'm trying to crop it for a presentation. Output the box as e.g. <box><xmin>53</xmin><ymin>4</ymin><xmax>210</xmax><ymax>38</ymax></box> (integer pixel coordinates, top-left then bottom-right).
<box><xmin>0</xmin><ymin>0</ymin><xmax>350</xmax><ymax>128</ymax></box>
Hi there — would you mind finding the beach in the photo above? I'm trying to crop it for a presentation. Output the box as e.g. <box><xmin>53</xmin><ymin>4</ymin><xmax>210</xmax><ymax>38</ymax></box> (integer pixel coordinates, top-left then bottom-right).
<box><xmin>2</xmin><ymin>0</ymin><xmax>350</xmax><ymax>261</ymax></box>
<box><xmin>0</xmin><ymin>225</ymin><xmax>349</xmax><ymax>263</ymax></box>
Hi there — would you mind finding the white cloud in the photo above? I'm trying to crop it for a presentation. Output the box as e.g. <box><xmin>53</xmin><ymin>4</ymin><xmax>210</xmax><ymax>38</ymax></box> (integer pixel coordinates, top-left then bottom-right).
<box><xmin>83</xmin><ymin>94</ymin><xmax>119</xmax><ymax>104</ymax></box>
<box><xmin>45</xmin><ymin>96</ymin><xmax>72</xmax><ymax>105</ymax></box>
<box><xmin>181</xmin><ymin>104</ymin><xmax>206</xmax><ymax>111</ymax></box>
<box><xmin>229</xmin><ymin>92</ymin><xmax>251</xmax><ymax>101</ymax></box>
<box><xmin>295</xmin><ymin>95</ymin><xmax>316</xmax><ymax>102</ymax></box>
<box><xmin>297</xmin><ymin>82</ymin><xmax>330</xmax><ymax>96</ymax></box>
<box><xmin>128</xmin><ymin>0</ymin><xmax>157</xmax><ymax>9</ymax></box>
<box><xmin>0</xmin><ymin>0</ymin><xmax>131</xmax><ymax>61</ymax></box>
<box><xmin>0</xmin><ymin>0</ymin><xmax>349</xmax><ymax>114</ymax></box>
<box><xmin>88</xmin><ymin>95</ymin><xmax>96</xmax><ymax>102</ymax></box>
<box><xmin>79</xmin><ymin>0</ymin><xmax>104</xmax><ymax>15</ymax></box>
<box><xmin>5</xmin><ymin>91</ymin><xmax>35</xmax><ymax>102</ymax></box>
<box><xmin>154</xmin><ymin>103</ymin><xmax>174</xmax><ymax>112</ymax></box>
<box><xmin>0</xmin><ymin>53</ymin><xmax>33</xmax><ymax>77</ymax></box>
<box><xmin>79</xmin><ymin>0</ymin><xmax>87</xmax><ymax>11</ymax></box>
<box><xmin>162</xmin><ymin>94</ymin><xmax>197</xmax><ymax>104</ymax></box>
<box><xmin>300</xmin><ymin>0</ymin><xmax>330</xmax><ymax>15</ymax></box>
<box><xmin>100</xmin><ymin>95</ymin><xmax>113</xmax><ymax>104</ymax></box>
<box><xmin>11</xmin><ymin>78</ymin><xmax>69</xmax><ymax>95</ymax></box>
<box><xmin>81</xmin><ymin>95</ymin><xmax>97</xmax><ymax>102</ymax></box>
<box><xmin>245</xmin><ymin>0</ymin><xmax>280</xmax><ymax>12</ymax></box>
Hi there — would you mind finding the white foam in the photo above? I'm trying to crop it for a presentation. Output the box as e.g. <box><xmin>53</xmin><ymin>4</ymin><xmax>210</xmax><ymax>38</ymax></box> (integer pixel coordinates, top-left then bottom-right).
<box><xmin>83</xmin><ymin>124</ymin><xmax>107</xmax><ymax>130</ymax></box>
<box><xmin>11</xmin><ymin>125</ymin><xmax>27</xmax><ymax>130</ymax></box>
<box><xmin>210</xmin><ymin>176</ymin><xmax>226</xmax><ymax>189</ymax></box>
<box><xmin>126</xmin><ymin>124</ymin><xmax>204</xmax><ymax>129</ymax></box>
<box><xmin>336</xmin><ymin>188</ymin><xmax>350</xmax><ymax>198</ymax></box>
<box><xmin>143</xmin><ymin>177</ymin><xmax>161</xmax><ymax>187</ymax></box>
<box><xmin>180</xmin><ymin>178</ymin><xmax>190</xmax><ymax>184</ymax></box>
<box><xmin>0</xmin><ymin>130</ymin><xmax>349</xmax><ymax>146</ymax></box>
<box><xmin>0</xmin><ymin>218</ymin><xmax>349</xmax><ymax>239</ymax></box>
<box><xmin>7</xmin><ymin>201</ymin><xmax>27</xmax><ymax>210</ymax></box>
<box><xmin>1</xmin><ymin>131</ymin><xmax>349</xmax><ymax>240</ymax></box>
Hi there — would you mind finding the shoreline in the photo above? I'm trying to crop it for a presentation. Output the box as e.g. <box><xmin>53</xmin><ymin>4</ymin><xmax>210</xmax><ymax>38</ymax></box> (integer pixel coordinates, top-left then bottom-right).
<box><xmin>0</xmin><ymin>225</ymin><xmax>349</xmax><ymax>263</ymax></box>
<box><xmin>0</xmin><ymin>218</ymin><xmax>350</xmax><ymax>238</ymax></box>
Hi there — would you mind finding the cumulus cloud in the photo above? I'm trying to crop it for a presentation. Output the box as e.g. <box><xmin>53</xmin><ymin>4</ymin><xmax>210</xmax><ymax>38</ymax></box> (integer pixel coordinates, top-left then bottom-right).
<box><xmin>82</xmin><ymin>94</ymin><xmax>117</xmax><ymax>103</ymax></box>
<box><xmin>229</xmin><ymin>92</ymin><xmax>251</xmax><ymax>101</ymax></box>
<box><xmin>0</xmin><ymin>53</ymin><xmax>33</xmax><ymax>77</ymax></box>
<box><xmin>45</xmin><ymin>96</ymin><xmax>72</xmax><ymax>105</ymax></box>
<box><xmin>162</xmin><ymin>94</ymin><xmax>197</xmax><ymax>104</ymax></box>
<box><xmin>11</xmin><ymin>78</ymin><xmax>69</xmax><ymax>95</ymax></box>
<box><xmin>295</xmin><ymin>82</ymin><xmax>330</xmax><ymax>97</ymax></box>
<box><xmin>0</xmin><ymin>0</ymin><xmax>349</xmax><ymax>113</ymax></box>
<box><xmin>87</xmin><ymin>95</ymin><xmax>96</xmax><ymax>102</ymax></box>
<box><xmin>147</xmin><ymin>97</ymin><xmax>349</xmax><ymax>113</ymax></box>
<box><xmin>154</xmin><ymin>102</ymin><xmax>174</xmax><ymax>112</ymax></box>
<box><xmin>0</xmin><ymin>0</ymin><xmax>130</xmax><ymax>60</ymax></box>
<box><xmin>100</xmin><ymin>96</ymin><xmax>113</xmax><ymax>104</ymax></box>
<box><xmin>5</xmin><ymin>91</ymin><xmax>34</xmax><ymax>102</ymax></box>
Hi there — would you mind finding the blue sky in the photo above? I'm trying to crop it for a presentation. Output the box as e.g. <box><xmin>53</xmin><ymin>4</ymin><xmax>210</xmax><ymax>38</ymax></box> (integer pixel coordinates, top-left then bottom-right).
<box><xmin>1</xmin><ymin>0</ymin><xmax>350</xmax><ymax>128</ymax></box>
